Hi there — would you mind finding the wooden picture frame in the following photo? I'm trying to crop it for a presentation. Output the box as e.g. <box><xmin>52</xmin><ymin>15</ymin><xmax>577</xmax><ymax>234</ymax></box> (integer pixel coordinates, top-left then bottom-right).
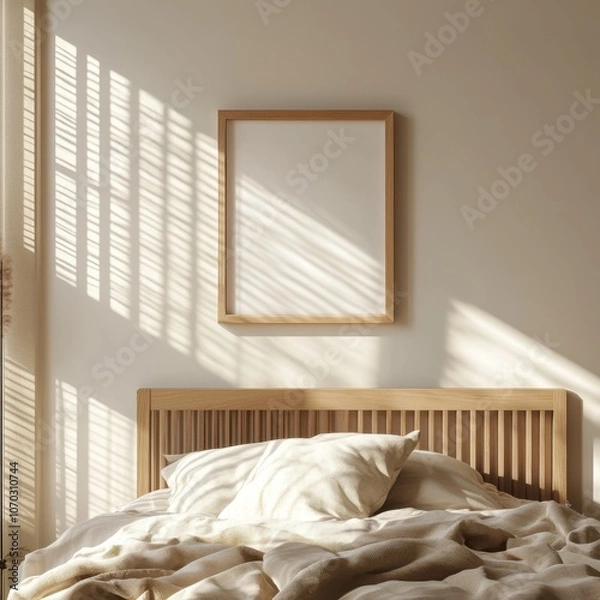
<box><xmin>218</xmin><ymin>110</ymin><xmax>395</xmax><ymax>324</ymax></box>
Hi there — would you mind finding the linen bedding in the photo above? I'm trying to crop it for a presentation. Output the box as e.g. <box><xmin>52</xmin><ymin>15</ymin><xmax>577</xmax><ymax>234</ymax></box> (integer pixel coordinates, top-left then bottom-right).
<box><xmin>10</xmin><ymin>436</ymin><xmax>600</xmax><ymax>599</ymax></box>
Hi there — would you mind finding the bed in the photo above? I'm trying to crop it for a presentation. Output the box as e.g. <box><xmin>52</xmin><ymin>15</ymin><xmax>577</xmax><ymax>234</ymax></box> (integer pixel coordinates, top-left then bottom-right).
<box><xmin>12</xmin><ymin>388</ymin><xmax>600</xmax><ymax>599</ymax></box>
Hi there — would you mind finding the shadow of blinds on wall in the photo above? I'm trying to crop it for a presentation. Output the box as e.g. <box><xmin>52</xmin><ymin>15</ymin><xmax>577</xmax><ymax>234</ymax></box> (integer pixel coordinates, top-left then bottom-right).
<box><xmin>0</xmin><ymin>0</ymin><xmax>39</xmax><ymax>597</ymax></box>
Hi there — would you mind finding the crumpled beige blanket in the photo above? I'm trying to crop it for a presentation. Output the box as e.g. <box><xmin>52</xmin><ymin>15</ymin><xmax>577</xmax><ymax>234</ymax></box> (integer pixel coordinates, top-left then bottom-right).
<box><xmin>10</xmin><ymin>501</ymin><xmax>600</xmax><ymax>599</ymax></box>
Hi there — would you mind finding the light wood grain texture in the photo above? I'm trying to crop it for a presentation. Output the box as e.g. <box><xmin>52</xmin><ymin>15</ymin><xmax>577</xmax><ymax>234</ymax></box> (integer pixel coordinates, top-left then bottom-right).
<box><xmin>217</xmin><ymin>109</ymin><xmax>395</xmax><ymax>324</ymax></box>
<box><xmin>137</xmin><ymin>388</ymin><xmax>569</xmax><ymax>504</ymax></box>
<box><xmin>136</xmin><ymin>389</ymin><xmax>151</xmax><ymax>496</ymax></box>
<box><xmin>442</xmin><ymin>411</ymin><xmax>449</xmax><ymax>455</ymax></box>
<box><xmin>552</xmin><ymin>389</ymin><xmax>568</xmax><ymax>503</ymax></box>
<box><xmin>384</xmin><ymin>110</ymin><xmax>395</xmax><ymax>322</ymax></box>
<box><xmin>498</xmin><ymin>410</ymin><xmax>506</xmax><ymax>494</ymax></box>
<box><xmin>470</xmin><ymin>411</ymin><xmax>477</xmax><ymax>470</ymax></box>
<box><xmin>218</xmin><ymin>110</ymin><xmax>395</xmax><ymax>121</ymax></box>
<box><xmin>512</xmin><ymin>411</ymin><xmax>519</xmax><ymax>497</ymax></box>
<box><xmin>456</xmin><ymin>410</ymin><xmax>463</xmax><ymax>461</ymax></box>
<box><xmin>483</xmin><ymin>411</ymin><xmax>491</xmax><ymax>477</ymax></box>
<box><xmin>217</xmin><ymin>111</ymin><xmax>228</xmax><ymax>323</ymax></box>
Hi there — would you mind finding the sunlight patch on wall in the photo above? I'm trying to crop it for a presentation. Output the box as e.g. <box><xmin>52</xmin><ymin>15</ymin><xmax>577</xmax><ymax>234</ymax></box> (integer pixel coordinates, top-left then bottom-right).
<box><xmin>108</xmin><ymin>71</ymin><xmax>132</xmax><ymax>319</ymax></box>
<box><xmin>85</xmin><ymin>55</ymin><xmax>101</xmax><ymax>301</ymax></box>
<box><xmin>52</xmin><ymin>385</ymin><xmax>136</xmax><ymax>529</ymax></box>
<box><xmin>138</xmin><ymin>90</ymin><xmax>166</xmax><ymax>340</ymax></box>
<box><xmin>54</xmin><ymin>37</ymin><xmax>78</xmax><ymax>287</ymax></box>
<box><xmin>87</xmin><ymin>398</ymin><xmax>135</xmax><ymax>517</ymax></box>
<box><xmin>54</xmin><ymin>380</ymin><xmax>79</xmax><ymax>534</ymax></box>
<box><xmin>231</xmin><ymin>175</ymin><xmax>384</xmax><ymax>316</ymax></box>
<box><xmin>22</xmin><ymin>7</ymin><xmax>36</xmax><ymax>252</ymax></box>
<box><xmin>442</xmin><ymin>300</ymin><xmax>543</xmax><ymax>387</ymax></box>
<box><xmin>165</xmin><ymin>108</ymin><xmax>194</xmax><ymax>355</ymax></box>
<box><xmin>4</xmin><ymin>361</ymin><xmax>36</xmax><ymax>551</ymax></box>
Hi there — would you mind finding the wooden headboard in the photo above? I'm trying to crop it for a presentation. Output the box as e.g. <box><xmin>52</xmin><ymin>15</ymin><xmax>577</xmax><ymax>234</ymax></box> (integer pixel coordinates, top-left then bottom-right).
<box><xmin>137</xmin><ymin>388</ymin><xmax>568</xmax><ymax>504</ymax></box>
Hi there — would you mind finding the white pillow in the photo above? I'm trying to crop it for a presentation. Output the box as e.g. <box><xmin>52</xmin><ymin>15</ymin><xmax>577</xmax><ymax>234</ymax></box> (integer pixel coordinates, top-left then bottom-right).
<box><xmin>219</xmin><ymin>431</ymin><xmax>420</xmax><ymax>521</ymax></box>
<box><xmin>379</xmin><ymin>450</ymin><xmax>527</xmax><ymax>512</ymax></box>
<box><xmin>163</xmin><ymin>440</ymin><xmax>270</xmax><ymax>514</ymax></box>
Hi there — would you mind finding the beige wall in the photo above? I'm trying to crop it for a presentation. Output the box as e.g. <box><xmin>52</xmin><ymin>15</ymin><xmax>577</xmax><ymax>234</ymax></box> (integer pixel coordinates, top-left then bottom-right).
<box><xmin>39</xmin><ymin>0</ymin><xmax>600</xmax><ymax>545</ymax></box>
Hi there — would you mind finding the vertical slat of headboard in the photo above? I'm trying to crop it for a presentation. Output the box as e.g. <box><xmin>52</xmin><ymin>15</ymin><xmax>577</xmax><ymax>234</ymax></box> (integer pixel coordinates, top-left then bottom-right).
<box><xmin>552</xmin><ymin>389</ymin><xmax>568</xmax><ymax>503</ymax></box>
<box><xmin>440</xmin><ymin>411</ymin><xmax>445</xmax><ymax>452</ymax></box>
<box><xmin>498</xmin><ymin>410</ymin><xmax>506</xmax><ymax>493</ymax></box>
<box><xmin>525</xmin><ymin>411</ymin><xmax>533</xmax><ymax>499</ymax></box>
<box><xmin>455</xmin><ymin>410</ymin><xmax>463</xmax><ymax>461</ymax></box>
<box><xmin>469</xmin><ymin>411</ymin><xmax>477</xmax><ymax>470</ymax></box>
<box><xmin>545</xmin><ymin>411</ymin><xmax>554</xmax><ymax>500</ymax></box>
<box><xmin>413</xmin><ymin>412</ymin><xmax>420</xmax><ymax>445</ymax></box>
<box><xmin>511</xmin><ymin>410</ymin><xmax>518</xmax><ymax>496</ymax></box>
<box><xmin>483</xmin><ymin>411</ymin><xmax>490</xmax><ymax>479</ymax></box>
<box><xmin>150</xmin><ymin>412</ymin><xmax>159</xmax><ymax>491</ymax></box>
<box><xmin>137</xmin><ymin>389</ymin><xmax>151</xmax><ymax>496</ymax></box>
<box><xmin>159</xmin><ymin>411</ymin><xmax>169</xmax><ymax>488</ymax></box>
<box><xmin>427</xmin><ymin>411</ymin><xmax>434</xmax><ymax>450</ymax></box>
<box><xmin>183</xmin><ymin>411</ymin><xmax>193</xmax><ymax>453</ymax></box>
<box><xmin>539</xmin><ymin>410</ymin><xmax>547</xmax><ymax>499</ymax></box>
<box><xmin>488</xmin><ymin>412</ymin><xmax>498</xmax><ymax>488</ymax></box>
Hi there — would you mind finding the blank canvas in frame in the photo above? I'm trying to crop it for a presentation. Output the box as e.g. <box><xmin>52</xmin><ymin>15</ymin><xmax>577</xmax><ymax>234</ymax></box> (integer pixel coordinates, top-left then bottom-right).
<box><xmin>219</xmin><ymin>110</ymin><xmax>394</xmax><ymax>324</ymax></box>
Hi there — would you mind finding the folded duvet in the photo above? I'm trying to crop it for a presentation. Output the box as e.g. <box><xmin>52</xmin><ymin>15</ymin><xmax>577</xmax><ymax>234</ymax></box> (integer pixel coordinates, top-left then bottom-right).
<box><xmin>10</xmin><ymin>501</ymin><xmax>600</xmax><ymax>599</ymax></box>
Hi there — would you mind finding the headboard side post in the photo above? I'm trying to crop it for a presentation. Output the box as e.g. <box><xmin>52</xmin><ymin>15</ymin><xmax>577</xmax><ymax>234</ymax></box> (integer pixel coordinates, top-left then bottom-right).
<box><xmin>137</xmin><ymin>389</ymin><xmax>152</xmax><ymax>496</ymax></box>
<box><xmin>552</xmin><ymin>388</ymin><xmax>568</xmax><ymax>504</ymax></box>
